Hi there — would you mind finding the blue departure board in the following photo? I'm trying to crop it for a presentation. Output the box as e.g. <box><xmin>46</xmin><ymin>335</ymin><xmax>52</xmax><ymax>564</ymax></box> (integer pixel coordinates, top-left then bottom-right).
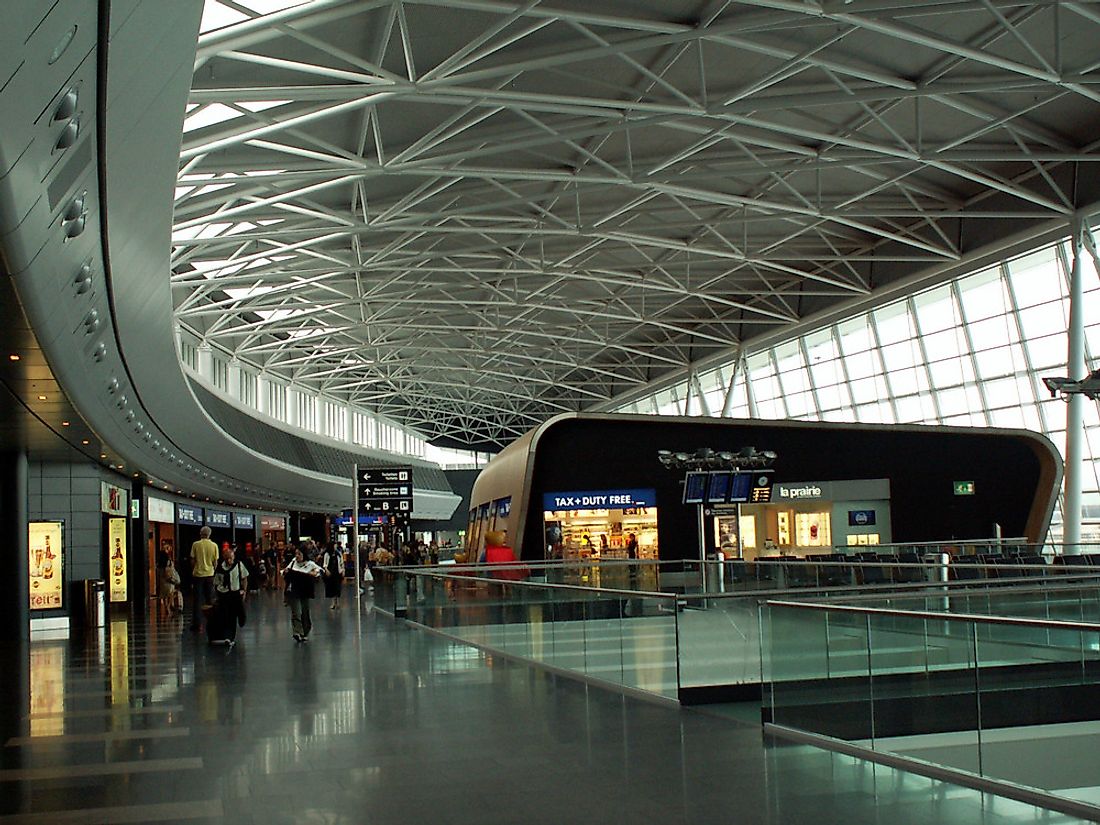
<box><xmin>728</xmin><ymin>473</ymin><xmax>753</xmax><ymax>503</ymax></box>
<box><xmin>683</xmin><ymin>472</ymin><xmax>707</xmax><ymax>504</ymax></box>
<box><xmin>706</xmin><ymin>472</ymin><xmax>732</xmax><ymax>504</ymax></box>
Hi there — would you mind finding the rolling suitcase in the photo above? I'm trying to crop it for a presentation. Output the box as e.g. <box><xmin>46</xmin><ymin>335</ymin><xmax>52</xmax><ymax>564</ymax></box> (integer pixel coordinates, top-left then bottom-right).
<box><xmin>203</xmin><ymin>603</ymin><xmax>226</xmax><ymax>644</ymax></box>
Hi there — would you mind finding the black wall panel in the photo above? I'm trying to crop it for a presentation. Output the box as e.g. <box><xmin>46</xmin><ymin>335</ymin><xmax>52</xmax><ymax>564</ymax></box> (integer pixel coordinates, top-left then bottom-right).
<box><xmin>523</xmin><ymin>417</ymin><xmax>1055</xmax><ymax>561</ymax></box>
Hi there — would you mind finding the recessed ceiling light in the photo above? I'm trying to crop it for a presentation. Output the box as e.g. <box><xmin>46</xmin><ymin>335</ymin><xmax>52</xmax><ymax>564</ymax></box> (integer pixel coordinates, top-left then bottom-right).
<box><xmin>61</xmin><ymin>421</ymin><xmax>70</xmax><ymax>427</ymax></box>
<box><xmin>9</xmin><ymin>354</ymin><xmax>20</xmax><ymax>361</ymax></box>
<box><xmin>81</xmin><ymin>439</ymin><xmax>90</xmax><ymax>445</ymax></box>
<box><xmin>100</xmin><ymin>453</ymin><xmax>106</xmax><ymax>458</ymax></box>
<box><xmin>37</xmin><ymin>395</ymin><xmax>46</xmax><ymax>401</ymax></box>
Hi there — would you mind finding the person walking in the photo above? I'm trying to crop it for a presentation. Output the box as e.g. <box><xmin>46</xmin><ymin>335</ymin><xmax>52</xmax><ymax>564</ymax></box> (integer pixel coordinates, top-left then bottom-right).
<box><xmin>283</xmin><ymin>547</ymin><xmax>322</xmax><ymax>642</ymax></box>
<box><xmin>159</xmin><ymin>558</ymin><xmax>181</xmax><ymax>616</ymax></box>
<box><xmin>321</xmin><ymin>544</ymin><xmax>343</xmax><ymax>610</ymax></box>
<box><xmin>212</xmin><ymin>544</ymin><xmax>248</xmax><ymax>648</ymax></box>
<box><xmin>190</xmin><ymin>526</ymin><xmax>219</xmax><ymax>633</ymax></box>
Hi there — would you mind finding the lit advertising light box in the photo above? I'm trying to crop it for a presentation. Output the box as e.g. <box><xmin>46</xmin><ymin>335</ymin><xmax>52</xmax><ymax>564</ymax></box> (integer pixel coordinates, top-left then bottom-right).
<box><xmin>108</xmin><ymin>517</ymin><xmax>127</xmax><ymax>603</ymax></box>
<box><xmin>28</xmin><ymin>521</ymin><xmax>63</xmax><ymax>611</ymax></box>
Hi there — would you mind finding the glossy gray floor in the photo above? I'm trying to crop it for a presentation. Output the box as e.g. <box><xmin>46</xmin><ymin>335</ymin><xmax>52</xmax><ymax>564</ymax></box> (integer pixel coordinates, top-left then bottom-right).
<box><xmin>0</xmin><ymin>591</ymin><xmax>1090</xmax><ymax>824</ymax></box>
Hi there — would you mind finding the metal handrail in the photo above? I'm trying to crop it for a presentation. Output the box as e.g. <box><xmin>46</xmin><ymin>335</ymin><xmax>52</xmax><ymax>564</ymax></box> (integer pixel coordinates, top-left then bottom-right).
<box><xmin>764</xmin><ymin>597</ymin><xmax>1100</xmax><ymax>632</ymax></box>
<box><xmin>810</xmin><ymin>574</ymin><xmax>1100</xmax><ymax>604</ymax></box>
<box><xmin>385</xmin><ymin>558</ymin><xmax>1061</xmax><ymax>571</ymax></box>
<box><xmin>388</xmin><ymin>567</ymin><xmax>674</xmax><ymax>600</ymax></box>
<box><xmin>688</xmin><ymin>571</ymin><xmax>1100</xmax><ymax>602</ymax></box>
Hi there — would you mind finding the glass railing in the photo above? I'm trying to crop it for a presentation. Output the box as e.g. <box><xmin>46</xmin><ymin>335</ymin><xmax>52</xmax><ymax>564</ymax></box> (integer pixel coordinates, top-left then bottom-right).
<box><xmin>385</xmin><ymin>567</ymin><xmax>681</xmax><ymax>699</ymax></box>
<box><xmin>368</xmin><ymin>557</ymin><xmax>1100</xmax><ymax>704</ymax></box>
<box><xmin>760</xmin><ymin>599</ymin><xmax>1100</xmax><ymax>819</ymax></box>
<box><xmin>819</xmin><ymin>577</ymin><xmax>1100</xmax><ymax>624</ymax></box>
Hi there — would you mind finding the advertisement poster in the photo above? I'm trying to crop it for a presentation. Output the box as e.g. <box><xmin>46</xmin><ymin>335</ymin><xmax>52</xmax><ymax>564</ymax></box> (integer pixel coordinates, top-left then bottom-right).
<box><xmin>28</xmin><ymin>521</ymin><xmax>63</xmax><ymax>611</ymax></box>
<box><xmin>101</xmin><ymin>482</ymin><xmax>127</xmax><ymax>516</ymax></box>
<box><xmin>108</xmin><ymin>517</ymin><xmax>127</xmax><ymax>603</ymax></box>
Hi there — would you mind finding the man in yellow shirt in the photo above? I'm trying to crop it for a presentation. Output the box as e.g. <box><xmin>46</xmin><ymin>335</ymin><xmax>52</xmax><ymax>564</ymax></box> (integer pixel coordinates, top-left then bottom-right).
<box><xmin>190</xmin><ymin>526</ymin><xmax>219</xmax><ymax>632</ymax></box>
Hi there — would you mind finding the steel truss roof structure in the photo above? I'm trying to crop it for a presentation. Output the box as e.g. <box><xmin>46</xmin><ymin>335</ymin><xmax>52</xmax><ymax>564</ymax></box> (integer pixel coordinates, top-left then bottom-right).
<box><xmin>174</xmin><ymin>0</ymin><xmax>1100</xmax><ymax>449</ymax></box>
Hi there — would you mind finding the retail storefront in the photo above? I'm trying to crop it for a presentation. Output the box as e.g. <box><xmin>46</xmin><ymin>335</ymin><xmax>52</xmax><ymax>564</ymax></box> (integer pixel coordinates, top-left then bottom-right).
<box><xmin>260</xmin><ymin>515</ymin><xmax>287</xmax><ymax>553</ymax></box>
<box><xmin>541</xmin><ymin>488</ymin><xmax>659</xmax><ymax>560</ymax></box>
<box><xmin>146</xmin><ymin>496</ymin><xmax>176</xmax><ymax>597</ymax></box>
<box><xmin>233</xmin><ymin>512</ymin><xmax>257</xmax><ymax>559</ymax></box>
<box><xmin>709</xmin><ymin>478</ymin><xmax>891</xmax><ymax>559</ymax></box>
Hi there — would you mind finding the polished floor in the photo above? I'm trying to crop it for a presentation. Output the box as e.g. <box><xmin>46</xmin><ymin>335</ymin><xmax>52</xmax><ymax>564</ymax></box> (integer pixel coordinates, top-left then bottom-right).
<box><xmin>0</xmin><ymin>591</ymin><xmax>1091</xmax><ymax>824</ymax></box>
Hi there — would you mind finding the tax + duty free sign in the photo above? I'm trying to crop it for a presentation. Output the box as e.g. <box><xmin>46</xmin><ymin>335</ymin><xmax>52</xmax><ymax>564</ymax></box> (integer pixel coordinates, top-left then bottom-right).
<box><xmin>543</xmin><ymin>489</ymin><xmax>657</xmax><ymax>511</ymax></box>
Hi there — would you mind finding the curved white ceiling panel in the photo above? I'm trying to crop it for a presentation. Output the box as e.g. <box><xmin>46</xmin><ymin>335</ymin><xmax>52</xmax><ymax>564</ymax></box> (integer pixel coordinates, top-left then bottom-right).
<box><xmin>0</xmin><ymin>0</ymin><xmax>456</xmax><ymax>517</ymax></box>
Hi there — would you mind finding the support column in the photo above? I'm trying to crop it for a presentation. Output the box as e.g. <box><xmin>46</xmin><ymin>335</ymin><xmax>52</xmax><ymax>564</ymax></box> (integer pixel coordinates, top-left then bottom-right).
<box><xmin>286</xmin><ymin>387</ymin><xmax>299</xmax><ymax>428</ymax></box>
<box><xmin>1064</xmin><ymin>214</ymin><xmax>1087</xmax><ymax>554</ymax></box>
<box><xmin>745</xmin><ymin>359</ymin><xmax>760</xmax><ymax>419</ymax></box>
<box><xmin>196</xmin><ymin>344</ymin><xmax>214</xmax><ymax>382</ymax></box>
<box><xmin>721</xmin><ymin>356</ymin><xmax>742</xmax><ymax>418</ymax></box>
<box><xmin>344</xmin><ymin>404</ymin><xmax>354</xmax><ymax>443</ymax></box>
<box><xmin>0</xmin><ymin>479</ymin><xmax>28</xmax><ymax>802</ymax></box>
<box><xmin>256</xmin><ymin>375</ymin><xmax>268</xmax><ymax>415</ymax></box>
<box><xmin>0</xmin><ymin>451</ymin><xmax>30</xmax><ymax>639</ymax></box>
<box><xmin>693</xmin><ymin>372</ymin><xmax>712</xmax><ymax>416</ymax></box>
<box><xmin>227</xmin><ymin>360</ymin><xmax>242</xmax><ymax>400</ymax></box>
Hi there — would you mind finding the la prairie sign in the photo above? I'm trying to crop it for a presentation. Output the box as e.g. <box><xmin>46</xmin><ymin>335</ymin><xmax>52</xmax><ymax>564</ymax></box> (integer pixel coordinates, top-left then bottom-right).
<box><xmin>779</xmin><ymin>484</ymin><xmax>823</xmax><ymax>499</ymax></box>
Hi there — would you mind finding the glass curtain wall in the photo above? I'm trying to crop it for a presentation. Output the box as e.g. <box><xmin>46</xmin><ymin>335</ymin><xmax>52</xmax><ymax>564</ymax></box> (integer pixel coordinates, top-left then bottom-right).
<box><xmin>614</xmin><ymin>236</ymin><xmax>1100</xmax><ymax>541</ymax></box>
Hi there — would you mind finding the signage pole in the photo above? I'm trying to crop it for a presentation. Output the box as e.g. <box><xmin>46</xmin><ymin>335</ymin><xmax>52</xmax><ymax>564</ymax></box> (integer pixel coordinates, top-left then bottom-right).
<box><xmin>352</xmin><ymin>463</ymin><xmax>360</xmax><ymax>608</ymax></box>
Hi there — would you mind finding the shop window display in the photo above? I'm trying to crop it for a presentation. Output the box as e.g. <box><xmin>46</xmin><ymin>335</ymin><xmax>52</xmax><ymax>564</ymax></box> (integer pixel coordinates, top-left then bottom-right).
<box><xmin>795</xmin><ymin>512</ymin><xmax>831</xmax><ymax>548</ymax></box>
<box><xmin>543</xmin><ymin>506</ymin><xmax>658</xmax><ymax>560</ymax></box>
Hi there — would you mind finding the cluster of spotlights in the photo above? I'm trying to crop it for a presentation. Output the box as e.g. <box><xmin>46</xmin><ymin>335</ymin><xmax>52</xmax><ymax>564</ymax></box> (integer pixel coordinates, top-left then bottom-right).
<box><xmin>657</xmin><ymin>446</ymin><xmax>777</xmax><ymax>470</ymax></box>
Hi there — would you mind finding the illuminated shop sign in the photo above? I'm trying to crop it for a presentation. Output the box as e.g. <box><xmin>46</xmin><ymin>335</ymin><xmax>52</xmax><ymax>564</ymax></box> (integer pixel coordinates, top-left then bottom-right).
<box><xmin>849</xmin><ymin>509</ymin><xmax>877</xmax><ymax>527</ymax></box>
<box><xmin>233</xmin><ymin>513</ymin><xmax>254</xmax><ymax>529</ymax></box>
<box><xmin>778</xmin><ymin>484</ymin><xmax>823</xmax><ymax>499</ymax></box>
<box><xmin>543</xmin><ymin>489</ymin><xmax>657</xmax><ymax>511</ymax></box>
<box><xmin>28</xmin><ymin>521</ymin><xmax>63</xmax><ymax>611</ymax></box>
<box><xmin>176</xmin><ymin>504</ymin><xmax>202</xmax><ymax>525</ymax></box>
<box><xmin>260</xmin><ymin>516</ymin><xmax>285</xmax><ymax>531</ymax></box>
<box><xmin>148</xmin><ymin>497</ymin><xmax>174</xmax><ymax>523</ymax></box>
<box><xmin>335</xmin><ymin>514</ymin><xmax>385</xmax><ymax>526</ymax></box>
<box><xmin>205</xmin><ymin>509</ymin><xmax>231</xmax><ymax>528</ymax></box>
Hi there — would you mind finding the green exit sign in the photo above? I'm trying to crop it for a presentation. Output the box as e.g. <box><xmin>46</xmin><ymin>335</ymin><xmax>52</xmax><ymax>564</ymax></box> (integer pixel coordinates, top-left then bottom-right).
<box><xmin>953</xmin><ymin>481</ymin><xmax>975</xmax><ymax>496</ymax></box>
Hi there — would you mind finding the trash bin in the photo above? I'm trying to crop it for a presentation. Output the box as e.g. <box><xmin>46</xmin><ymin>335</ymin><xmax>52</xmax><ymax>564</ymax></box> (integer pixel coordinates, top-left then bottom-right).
<box><xmin>79</xmin><ymin>579</ymin><xmax>106</xmax><ymax>627</ymax></box>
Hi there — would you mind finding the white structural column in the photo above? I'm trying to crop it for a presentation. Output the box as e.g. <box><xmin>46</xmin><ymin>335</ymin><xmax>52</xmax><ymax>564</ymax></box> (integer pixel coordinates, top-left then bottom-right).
<box><xmin>722</xmin><ymin>355</ymin><xmax>745</xmax><ymax>417</ymax></box>
<box><xmin>197</xmin><ymin>344</ymin><xmax>214</xmax><ymax>383</ymax></box>
<box><xmin>744</xmin><ymin>359</ymin><xmax>760</xmax><ymax>418</ymax></box>
<box><xmin>693</xmin><ymin>372</ymin><xmax>712</xmax><ymax>416</ymax></box>
<box><xmin>287</xmin><ymin>387</ymin><xmax>299</xmax><ymax>428</ymax></box>
<box><xmin>345</xmin><ymin>405</ymin><xmax>354</xmax><ymax>443</ymax></box>
<box><xmin>227</xmin><ymin>360</ymin><xmax>242</xmax><ymax>400</ymax></box>
<box><xmin>256</xmin><ymin>374</ymin><xmax>268</xmax><ymax>415</ymax></box>
<box><xmin>1064</xmin><ymin>214</ymin><xmax>1087</xmax><ymax>553</ymax></box>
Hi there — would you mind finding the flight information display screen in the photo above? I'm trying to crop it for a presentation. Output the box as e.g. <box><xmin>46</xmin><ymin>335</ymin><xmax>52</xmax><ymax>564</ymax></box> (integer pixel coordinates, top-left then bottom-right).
<box><xmin>706</xmin><ymin>472</ymin><xmax>732</xmax><ymax>504</ymax></box>
<box><xmin>728</xmin><ymin>473</ymin><xmax>754</xmax><ymax>503</ymax></box>
<box><xmin>683</xmin><ymin>472</ymin><xmax>708</xmax><ymax>504</ymax></box>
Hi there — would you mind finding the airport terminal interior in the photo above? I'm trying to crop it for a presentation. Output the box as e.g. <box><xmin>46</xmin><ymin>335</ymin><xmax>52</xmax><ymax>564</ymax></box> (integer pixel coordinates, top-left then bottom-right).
<box><xmin>7</xmin><ymin>1</ymin><xmax>1100</xmax><ymax>822</ymax></box>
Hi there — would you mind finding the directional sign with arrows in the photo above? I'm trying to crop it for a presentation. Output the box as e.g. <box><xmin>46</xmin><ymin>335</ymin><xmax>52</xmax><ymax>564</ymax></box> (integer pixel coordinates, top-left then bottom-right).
<box><xmin>358</xmin><ymin>467</ymin><xmax>414</xmax><ymax>515</ymax></box>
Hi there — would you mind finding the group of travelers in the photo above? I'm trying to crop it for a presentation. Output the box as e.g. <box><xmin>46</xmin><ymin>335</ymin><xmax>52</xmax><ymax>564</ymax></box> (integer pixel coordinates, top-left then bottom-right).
<box><xmin>366</xmin><ymin>539</ymin><xmax>441</xmax><ymax>567</ymax></box>
<box><xmin>156</xmin><ymin>530</ymin><xmax>474</xmax><ymax>648</ymax></box>
<box><xmin>154</xmin><ymin>530</ymin><xmax>352</xmax><ymax>648</ymax></box>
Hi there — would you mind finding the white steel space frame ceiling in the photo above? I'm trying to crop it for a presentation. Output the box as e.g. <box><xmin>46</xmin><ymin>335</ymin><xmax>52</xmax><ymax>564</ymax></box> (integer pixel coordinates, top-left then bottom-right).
<box><xmin>174</xmin><ymin>0</ymin><xmax>1100</xmax><ymax>450</ymax></box>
